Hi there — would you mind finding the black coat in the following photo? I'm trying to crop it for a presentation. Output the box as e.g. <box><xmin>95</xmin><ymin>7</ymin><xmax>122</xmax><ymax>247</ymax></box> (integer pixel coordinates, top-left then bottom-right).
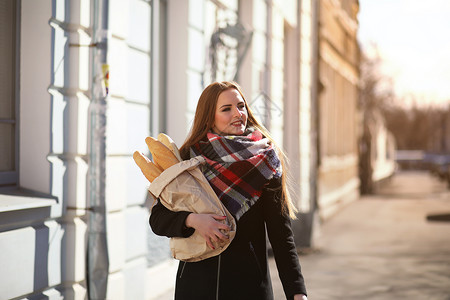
<box><xmin>149</xmin><ymin>178</ymin><xmax>307</xmax><ymax>300</ymax></box>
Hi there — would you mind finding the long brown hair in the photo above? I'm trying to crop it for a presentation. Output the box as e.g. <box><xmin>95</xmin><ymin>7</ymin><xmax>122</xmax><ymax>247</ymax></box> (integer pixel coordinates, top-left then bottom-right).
<box><xmin>180</xmin><ymin>81</ymin><xmax>297</xmax><ymax>219</ymax></box>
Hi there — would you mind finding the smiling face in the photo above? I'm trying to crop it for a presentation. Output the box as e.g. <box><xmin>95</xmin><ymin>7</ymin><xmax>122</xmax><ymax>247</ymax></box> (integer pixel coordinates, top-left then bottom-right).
<box><xmin>212</xmin><ymin>88</ymin><xmax>248</xmax><ymax>136</ymax></box>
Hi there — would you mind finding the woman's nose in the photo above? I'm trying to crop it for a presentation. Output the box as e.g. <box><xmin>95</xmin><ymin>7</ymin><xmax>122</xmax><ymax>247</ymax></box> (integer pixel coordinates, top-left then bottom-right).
<box><xmin>233</xmin><ymin>106</ymin><xmax>242</xmax><ymax>117</ymax></box>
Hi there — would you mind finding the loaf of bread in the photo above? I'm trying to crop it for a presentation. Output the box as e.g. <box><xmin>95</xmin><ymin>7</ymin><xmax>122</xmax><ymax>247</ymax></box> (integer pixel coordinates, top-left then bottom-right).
<box><xmin>157</xmin><ymin>133</ymin><xmax>182</xmax><ymax>161</ymax></box>
<box><xmin>153</xmin><ymin>160</ymin><xmax>164</xmax><ymax>172</ymax></box>
<box><xmin>145</xmin><ymin>136</ymin><xmax>180</xmax><ymax>170</ymax></box>
<box><xmin>133</xmin><ymin>151</ymin><xmax>162</xmax><ymax>182</ymax></box>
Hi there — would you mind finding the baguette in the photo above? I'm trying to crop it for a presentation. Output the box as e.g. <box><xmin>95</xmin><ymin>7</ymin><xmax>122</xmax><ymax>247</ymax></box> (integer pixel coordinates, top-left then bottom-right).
<box><xmin>145</xmin><ymin>136</ymin><xmax>180</xmax><ymax>170</ymax></box>
<box><xmin>153</xmin><ymin>161</ymin><xmax>164</xmax><ymax>172</ymax></box>
<box><xmin>133</xmin><ymin>151</ymin><xmax>162</xmax><ymax>182</ymax></box>
<box><xmin>157</xmin><ymin>133</ymin><xmax>182</xmax><ymax>161</ymax></box>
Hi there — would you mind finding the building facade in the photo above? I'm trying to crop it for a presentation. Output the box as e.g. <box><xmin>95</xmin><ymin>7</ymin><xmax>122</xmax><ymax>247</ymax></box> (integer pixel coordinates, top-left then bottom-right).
<box><xmin>316</xmin><ymin>0</ymin><xmax>361</xmax><ymax>219</ymax></box>
<box><xmin>0</xmin><ymin>0</ymin><xmax>361</xmax><ymax>299</ymax></box>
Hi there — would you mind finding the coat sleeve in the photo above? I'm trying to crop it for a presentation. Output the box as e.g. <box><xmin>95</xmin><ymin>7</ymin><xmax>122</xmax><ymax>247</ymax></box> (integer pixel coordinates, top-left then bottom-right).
<box><xmin>149</xmin><ymin>199</ymin><xmax>195</xmax><ymax>238</ymax></box>
<box><xmin>262</xmin><ymin>178</ymin><xmax>307</xmax><ymax>298</ymax></box>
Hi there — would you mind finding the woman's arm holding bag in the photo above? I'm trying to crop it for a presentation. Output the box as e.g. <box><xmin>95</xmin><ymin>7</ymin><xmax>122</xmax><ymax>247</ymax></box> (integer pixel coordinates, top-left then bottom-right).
<box><xmin>149</xmin><ymin>200</ymin><xmax>195</xmax><ymax>238</ymax></box>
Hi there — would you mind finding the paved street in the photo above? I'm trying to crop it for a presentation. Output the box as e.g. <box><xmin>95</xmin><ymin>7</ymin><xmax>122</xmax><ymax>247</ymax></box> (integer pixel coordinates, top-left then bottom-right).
<box><xmin>154</xmin><ymin>171</ymin><xmax>450</xmax><ymax>299</ymax></box>
<box><xmin>271</xmin><ymin>170</ymin><xmax>450</xmax><ymax>300</ymax></box>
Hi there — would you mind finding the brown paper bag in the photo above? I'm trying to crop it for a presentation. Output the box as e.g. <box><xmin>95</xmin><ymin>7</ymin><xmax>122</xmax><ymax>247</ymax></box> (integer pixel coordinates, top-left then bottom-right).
<box><xmin>149</xmin><ymin>156</ymin><xmax>237</xmax><ymax>262</ymax></box>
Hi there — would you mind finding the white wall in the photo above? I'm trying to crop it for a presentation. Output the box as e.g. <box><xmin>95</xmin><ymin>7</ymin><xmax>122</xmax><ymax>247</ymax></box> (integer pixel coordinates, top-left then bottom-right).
<box><xmin>298</xmin><ymin>0</ymin><xmax>314</xmax><ymax>212</ymax></box>
<box><xmin>106</xmin><ymin>0</ymin><xmax>155</xmax><ymax>298</ymax></box>
<box><xmin>372</xmin><ymin>119</ymin><xmax>396</xmax><ymax>182</ymax></box>
<box><xmin>0</xmin><ymin>223</ymin><xmax>63</xmax><ymax>300</ymax></box>
<box><xmin>166</xmin><ymin>0</ymin><xmax>190</xmax><ymax>145</ymax></box>
<box><xmin>1</xmin><ymin>0</ymin><xmax>321</xmax><ymax>299</ymax></box>
<box><xmin>0</xmin><ymin>1</ymin><xmax>73</xmax><ymax>299</ymax></box>
<box><xmin>19</xmin><ymin>1</ymin><xmax>53</xmax><ymax>194</ymax></box>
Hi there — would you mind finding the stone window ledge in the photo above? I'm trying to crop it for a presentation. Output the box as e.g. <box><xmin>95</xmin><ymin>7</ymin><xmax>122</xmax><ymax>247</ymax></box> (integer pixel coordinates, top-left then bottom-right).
<box><xmin>0</xmin><ymin>189</ymin><xmax>57</xmax><ymax>213</ymax></box>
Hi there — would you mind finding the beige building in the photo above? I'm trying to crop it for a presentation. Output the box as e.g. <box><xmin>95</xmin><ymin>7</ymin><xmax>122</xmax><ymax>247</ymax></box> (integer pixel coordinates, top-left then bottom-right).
<box><xmin>316</xmin><ymin>0</ymin><xmax>361</xmax><ymax>219</ymax></box>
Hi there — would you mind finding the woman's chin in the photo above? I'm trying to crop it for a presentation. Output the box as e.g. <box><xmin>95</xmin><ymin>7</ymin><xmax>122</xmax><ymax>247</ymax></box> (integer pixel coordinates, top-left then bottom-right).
<box><xmin>217</xmin><ymin>125</ymin><xmax>246</xmax><ymax>136</ymax></box>
<box><xmin>231</xmin><ymin>127</ymin><xmax>245</xmax><ymax>135</ymax></box>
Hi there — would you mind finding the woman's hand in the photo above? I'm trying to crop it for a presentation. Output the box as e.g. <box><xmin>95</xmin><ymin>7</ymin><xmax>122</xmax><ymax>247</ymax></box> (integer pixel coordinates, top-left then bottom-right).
<box><xmin>185</xmin><ymin>213</ymin><xmax>231</xmax><ymax>249</ymax></box>
<box><xmin>293</xmin><ymin>294</ymin><xmax>307</xmax><ymax>300</ymax></box>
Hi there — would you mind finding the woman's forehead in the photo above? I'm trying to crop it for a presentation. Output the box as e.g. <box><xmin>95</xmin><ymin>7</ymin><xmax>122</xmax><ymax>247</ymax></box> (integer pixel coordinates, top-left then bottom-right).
<box><xmin>217</xmin><ymin>89</ymin><xmax>244</xmax><ymax>102</ymax></box>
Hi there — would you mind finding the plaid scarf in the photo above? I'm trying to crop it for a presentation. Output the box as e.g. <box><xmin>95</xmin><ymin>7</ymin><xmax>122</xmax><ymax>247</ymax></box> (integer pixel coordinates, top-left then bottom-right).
<box><xmin>190</xmin><ymin>128</ymin><xmax>282</xmax><ymax>220</ymax></box>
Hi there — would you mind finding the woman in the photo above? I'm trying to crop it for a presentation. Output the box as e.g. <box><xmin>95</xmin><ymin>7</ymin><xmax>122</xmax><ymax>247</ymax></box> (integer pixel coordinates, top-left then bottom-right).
<box><xmin>150</xmin><ymin>81</ymin><xmax>308</xmax><ymax>300</ymax></box>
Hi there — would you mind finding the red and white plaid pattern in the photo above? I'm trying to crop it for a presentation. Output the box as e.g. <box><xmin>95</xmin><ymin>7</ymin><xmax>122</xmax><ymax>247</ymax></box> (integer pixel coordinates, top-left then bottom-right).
<box><xmin>191</xmin><ymin>128</ymin><xmax>282</xmax><ymax>220</ymax></box>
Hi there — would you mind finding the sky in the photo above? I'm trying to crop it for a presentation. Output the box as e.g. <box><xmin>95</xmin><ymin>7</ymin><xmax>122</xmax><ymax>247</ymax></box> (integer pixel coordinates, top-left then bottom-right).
<box><xmin>357</xmin><ymin>0</ymin><xmax>450</xmax><ymax>108</ymax></box>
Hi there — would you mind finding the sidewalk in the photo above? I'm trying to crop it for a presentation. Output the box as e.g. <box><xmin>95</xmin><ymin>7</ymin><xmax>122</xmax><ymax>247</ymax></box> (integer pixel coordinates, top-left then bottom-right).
<box><xmin>271</xmin><ymin>170</ymin><xmax>450</xmax><ymax>299</ymax></box>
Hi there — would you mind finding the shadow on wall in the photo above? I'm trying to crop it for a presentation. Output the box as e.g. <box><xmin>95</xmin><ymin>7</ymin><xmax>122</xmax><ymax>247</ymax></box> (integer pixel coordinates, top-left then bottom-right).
<box><xmin>33</xmin><ymin>224</ymin><xmax>50</xmax><ymax>291</ymax></box>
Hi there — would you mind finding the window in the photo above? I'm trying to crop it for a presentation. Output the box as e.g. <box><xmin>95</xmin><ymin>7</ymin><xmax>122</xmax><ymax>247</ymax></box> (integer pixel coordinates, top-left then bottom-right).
<box><xmin>0</xmin><ymin>0</ymin><xmax>18</xmax><ymax>187</ymax></box>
